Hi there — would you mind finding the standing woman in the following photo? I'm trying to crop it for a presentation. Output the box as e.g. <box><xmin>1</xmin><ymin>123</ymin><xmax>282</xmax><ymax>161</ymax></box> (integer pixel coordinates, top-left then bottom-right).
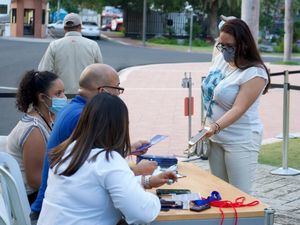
<box><xmin>7</xmin><ymin>70</ymin><xmax>66</xmax><ymax>204</ymax></box>
<box><xmin>38</xmin><ymin>93</ymin><xmax>177</xmax><ymax>225</ymax></box>
<box><xmin>202</xmin><ymin>19</ymin><xmax>270</xmax><ymax>194</ymax></box>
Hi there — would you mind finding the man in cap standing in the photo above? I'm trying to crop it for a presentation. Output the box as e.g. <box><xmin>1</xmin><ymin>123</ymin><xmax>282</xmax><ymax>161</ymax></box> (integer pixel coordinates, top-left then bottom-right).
<box><xmin>38</xmin><ymin>13</ymin><xmax>103</xmax><ymax>94</ymax></box>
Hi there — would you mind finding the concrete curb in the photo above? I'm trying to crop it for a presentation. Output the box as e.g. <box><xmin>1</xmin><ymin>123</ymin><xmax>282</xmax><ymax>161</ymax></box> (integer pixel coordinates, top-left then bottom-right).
<box><xmin>0</xmin><ymin>36</ymin><xmax>53</xmax><ymax>43</ymax></box>
<box><xmin>100</xmin><ymin>33</ymin><xmax>132</xmax><ymax>46</ymax></box>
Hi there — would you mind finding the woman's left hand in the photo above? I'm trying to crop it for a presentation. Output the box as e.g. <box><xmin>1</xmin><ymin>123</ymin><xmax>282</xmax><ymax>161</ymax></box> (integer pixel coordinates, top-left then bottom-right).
<box><xmin>131</xmin><ymin>140</ymin><xmax>150</xmax><ymax>156</ymax></box>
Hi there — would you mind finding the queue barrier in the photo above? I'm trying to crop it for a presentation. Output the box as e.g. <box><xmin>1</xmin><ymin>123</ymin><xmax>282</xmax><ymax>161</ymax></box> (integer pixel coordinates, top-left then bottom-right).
<box><xmin>182</xmin><ymin>69</ymin><xmax>300</xmax><ymax>176</ymax></box>
<box><xmin>1</xmin><ymin>70</ymin><xmax>300</xmax><ymax>175</ymax></box>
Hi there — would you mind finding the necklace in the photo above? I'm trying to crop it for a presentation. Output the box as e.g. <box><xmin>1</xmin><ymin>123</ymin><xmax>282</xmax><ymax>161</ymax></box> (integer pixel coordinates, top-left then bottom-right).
<box><xmin>224</xmin><ymin>64</ymin><xmax>238</xmax><ymax>78</ymax></box>
<box><xmin>34</xmin><ymin>107</ymin><xmax>53</xmax><ymax>131</ymax></box>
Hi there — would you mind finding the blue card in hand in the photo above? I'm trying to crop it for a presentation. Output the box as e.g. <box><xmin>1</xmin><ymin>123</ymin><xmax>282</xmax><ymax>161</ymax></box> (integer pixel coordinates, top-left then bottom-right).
<box><xmin>132</xmin><ymin>135</ymin><xmax>168</xmax><ymax>154</ymax></box>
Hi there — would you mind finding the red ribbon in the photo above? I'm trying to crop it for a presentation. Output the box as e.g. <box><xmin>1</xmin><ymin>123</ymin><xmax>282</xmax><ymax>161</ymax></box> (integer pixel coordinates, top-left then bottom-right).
<box><xmin>210</xmin><ymin>197</ymin><xmax>260</xmax><ymax>225</ymax></box>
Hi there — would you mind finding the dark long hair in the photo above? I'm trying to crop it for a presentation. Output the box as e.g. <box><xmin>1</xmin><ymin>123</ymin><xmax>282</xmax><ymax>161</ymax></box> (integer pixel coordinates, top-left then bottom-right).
<box><xmin>221</xmin><ymin>19</ymin><xmax>270</xmax><ymax>94</ymax></box>
<box><xmin>50</xmin><ymin>93</ymin><xmax>131</xmax><ymax>176</ymax></box>
<box><xmin>16</xmin><ymin>70</ymin><xmax>58</xmax><ymax>112</ymax></box>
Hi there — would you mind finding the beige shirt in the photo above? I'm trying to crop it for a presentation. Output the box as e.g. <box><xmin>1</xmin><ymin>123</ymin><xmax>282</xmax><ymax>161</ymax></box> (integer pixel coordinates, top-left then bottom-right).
<box><xmin>38</xmin><ymin>31</ymin><xmax>103</xmax><ymax>94</ymax></box>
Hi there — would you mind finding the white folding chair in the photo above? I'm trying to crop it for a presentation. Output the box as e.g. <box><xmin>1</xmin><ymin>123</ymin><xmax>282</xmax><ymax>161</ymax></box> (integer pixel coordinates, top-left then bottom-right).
<box><xmin>0</xmin><ymin>136</ymin><xmax>7</xmax><ymax>153</ymax></box>
<box><xmin>0</xmin><ymin>173</ymin><xmax>12</xmax><ymax>225</ymax></box>
<box><xmin>0</xmin><ymin>152</ymin><xmax>31</xmax><ymax>225</ymax></box>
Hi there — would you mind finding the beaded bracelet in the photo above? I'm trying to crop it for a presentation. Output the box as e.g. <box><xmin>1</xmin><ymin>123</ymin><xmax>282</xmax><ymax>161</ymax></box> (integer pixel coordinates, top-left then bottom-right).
<box><xmin>142</xmin><ymin>175</ymin><xmax>152</xmax><ymax>189</ymax></box>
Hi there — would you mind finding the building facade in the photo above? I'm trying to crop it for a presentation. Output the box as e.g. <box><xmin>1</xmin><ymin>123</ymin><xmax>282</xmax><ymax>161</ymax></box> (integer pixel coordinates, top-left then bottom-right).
<box><xmin>0</xmin><ymin>0</ymin><xmax>11</xmax><ymax>18</ymax></box>
<box><xmin>10</xmin><ymin>0</ymin><xmax>47</xmax><ymax>38</ymax></box>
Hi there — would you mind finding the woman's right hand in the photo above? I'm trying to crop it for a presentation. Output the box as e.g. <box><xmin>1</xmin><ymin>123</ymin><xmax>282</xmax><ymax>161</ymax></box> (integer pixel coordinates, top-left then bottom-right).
<box><xmin>149</xmin><ymin>171</ymin><xmax>177</xmax><ymax>188</ymax></box>
<box><xmin>204</xmin><ymin>125</ymin><xmax>215</xmax><ymax>138</ymax></box>
<box><xmin>132</xmin><ymin>159</ymin><xmax>158</xmax><ymax>176</ymax></box>
<box><xmin>204</xmin><ymin>123</ymin><xmax>220</xmax><ymax>138</ymax></box>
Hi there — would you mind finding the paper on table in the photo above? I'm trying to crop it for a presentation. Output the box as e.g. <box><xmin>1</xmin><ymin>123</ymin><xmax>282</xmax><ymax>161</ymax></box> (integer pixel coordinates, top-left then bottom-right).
<box><xmin>170</xmin><ymin>193</ymin><xmax>201</xmax><ymax>201</ymax></box>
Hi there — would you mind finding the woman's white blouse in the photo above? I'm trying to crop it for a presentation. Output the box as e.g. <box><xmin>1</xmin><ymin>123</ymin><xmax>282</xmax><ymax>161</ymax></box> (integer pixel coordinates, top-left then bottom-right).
<box><xmin>37</xmin><ymin>142</ymin><xmax>160</xmax><ymax>225</ymax></box>
<box><xmin>202</xmin><ymin>54</ymin><xmax>268</xmax><ymax>144</ymax></box>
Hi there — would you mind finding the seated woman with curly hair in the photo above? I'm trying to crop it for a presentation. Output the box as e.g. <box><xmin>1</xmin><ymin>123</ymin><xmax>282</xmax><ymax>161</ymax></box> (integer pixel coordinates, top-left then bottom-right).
<box><xmin>6</xmin><ymin>70</ymin><xmax>66</xmax><ymax>204</ymax></box>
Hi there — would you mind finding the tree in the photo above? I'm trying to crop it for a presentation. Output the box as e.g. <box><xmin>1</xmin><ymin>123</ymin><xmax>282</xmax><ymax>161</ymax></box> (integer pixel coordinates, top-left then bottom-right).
<box><xmin>48</xmin><ymin>0</ymin><xmax>103</xmax><ymax>13</ymax></box>
<box><xmin>241</xmin><ymin>0</ymin><xmax>260</xmax><ymax>44</ymax></box>
<box><xmin>200</xmin><ymin>0</ymin><xmax>241</xmax><ymax>39</ymax></box>
<box><xmin>284</xmin><ymin>0</ymin><xmax>293</xmax><ymax>61</ymax></box>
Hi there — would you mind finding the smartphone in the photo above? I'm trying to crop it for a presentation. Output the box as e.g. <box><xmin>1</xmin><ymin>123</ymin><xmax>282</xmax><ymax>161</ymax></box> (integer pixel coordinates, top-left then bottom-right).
<box><xmin>156</xmin><ymin>189</ymin><xmax>191</xmax><ymax>196</ymax></box>
<box><xmin>160</xmin><ymin>199</ymin><xmax>183</xmax><ymax>210</ymax></box>
<box><xmin>190</xmin><ymin>204</ymin><xmax>211</xmax><ymax>212</ymax></box>
<box><xmin>188</xmin><ymin>127</ymin><xmax>210</xmax><ymax>146</ymax></box>
<box><xmin>131</xmin><ymin>135</ymin><xmax>168</xmax><ymax>154</ymax></box>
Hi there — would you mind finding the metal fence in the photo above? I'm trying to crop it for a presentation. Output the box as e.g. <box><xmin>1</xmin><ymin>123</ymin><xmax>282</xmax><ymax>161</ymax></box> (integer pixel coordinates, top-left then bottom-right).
<box><xmin>125</xmin><ymin>11</ymin><xmax>188</xmax><ymax>38</ymax></box>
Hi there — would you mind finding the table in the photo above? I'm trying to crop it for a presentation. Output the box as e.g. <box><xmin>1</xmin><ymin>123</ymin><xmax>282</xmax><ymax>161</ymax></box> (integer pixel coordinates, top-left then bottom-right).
<box><xmin>151</xmin><ymin>163</ymin><xmax>274</xmax><ymax>225</ymax></box>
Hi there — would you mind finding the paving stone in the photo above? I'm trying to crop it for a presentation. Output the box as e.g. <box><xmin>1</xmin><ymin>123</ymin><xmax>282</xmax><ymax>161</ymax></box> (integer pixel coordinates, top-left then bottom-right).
<box><xmin>190</xmin><ymin>159</ymin><xmax>300</xmax><ymax>225</ymax></box>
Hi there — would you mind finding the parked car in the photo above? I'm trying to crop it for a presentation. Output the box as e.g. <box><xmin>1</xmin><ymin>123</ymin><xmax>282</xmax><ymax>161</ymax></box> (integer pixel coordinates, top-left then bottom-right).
<box><xmin>101</xmin><ymin>22</ymin><xmax>112</xmax><ymax>31</ymax></box>
<box><xmin>47</xmin><ymin>20</ymin><xmax>64</xmax><ymax>37</ymax></box>
<box><xmin>47</xmin><ymin>20</ymin><xmax>100</xmax><ymax>39</ymax></box>
<box><xmin>81</xmin><ymin>21</ymin><xmax>101</xmax><ymax>39</ymax></box>
<box><xmin>111</xmin><ymin>17</ymin><xmax>123</xmax><ymax>31</ymax></box>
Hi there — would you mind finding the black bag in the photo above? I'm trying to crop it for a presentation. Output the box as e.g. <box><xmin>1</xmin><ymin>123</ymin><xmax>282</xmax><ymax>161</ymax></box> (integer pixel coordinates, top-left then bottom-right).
<box><xmin>116</xmin><ymin>218</ymin><xmax>129</xmax><ymax>225</ymax></box>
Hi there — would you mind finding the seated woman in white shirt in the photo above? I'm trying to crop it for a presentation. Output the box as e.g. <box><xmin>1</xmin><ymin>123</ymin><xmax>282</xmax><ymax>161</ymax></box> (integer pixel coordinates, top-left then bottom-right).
<box><xmin>37</xmin><ymin>93</ymin><xmax>177</xmax><ymax>225</ymax></box>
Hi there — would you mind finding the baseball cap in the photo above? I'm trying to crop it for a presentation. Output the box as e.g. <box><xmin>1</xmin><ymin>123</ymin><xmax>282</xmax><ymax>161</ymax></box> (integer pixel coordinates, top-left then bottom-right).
<box><xmin>63</xmin><ymin>13</ymin><xmax>82</xmax><ymax>28</ymax></box>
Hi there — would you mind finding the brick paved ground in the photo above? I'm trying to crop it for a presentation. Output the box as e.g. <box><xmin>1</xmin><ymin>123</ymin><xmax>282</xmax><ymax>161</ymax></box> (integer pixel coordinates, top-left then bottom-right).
<box><xmin>193</xmin><ymin>159</ymin><xmax>300</xmax><ymax>225</ymax></box>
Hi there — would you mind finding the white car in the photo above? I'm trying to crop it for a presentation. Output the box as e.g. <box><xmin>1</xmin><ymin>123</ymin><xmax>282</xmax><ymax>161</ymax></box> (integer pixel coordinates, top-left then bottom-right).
<box><xmin>81</xmin><ymin>21</ymin><xmax>101</xmax><ymax>39</ymax></box>
<box><xmin>47</xmin><ymin>20</ymin><xmax>64</xmax><ymax>37</ymax></box>
<box><xmin>47</xmin><ymin>21</ymin><xmax>100</xmax><ymax>39</ymax></box>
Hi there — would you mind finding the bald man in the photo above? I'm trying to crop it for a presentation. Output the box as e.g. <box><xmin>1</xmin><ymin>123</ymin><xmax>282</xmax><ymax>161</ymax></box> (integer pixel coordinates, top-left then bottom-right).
<box><xmin>31</xmin><ymin>64</ymin><xmax>155</xmax><ymax>218</ymax></box>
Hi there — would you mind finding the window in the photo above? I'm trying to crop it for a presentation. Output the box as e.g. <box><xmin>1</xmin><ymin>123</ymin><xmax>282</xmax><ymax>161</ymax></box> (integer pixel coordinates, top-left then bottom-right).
<box><xmin>11</xmin><ymin>9</ymin><xmax>17</xmax><ymax>23</ymax></box>
<box><xmin>42</xmin><ymin>10</ymin><xmax>46</xmax><ymax>24</ymax></box>
<box><xmin>0</xmin><ymin>4</ymin><xmax>8</xmax><ymax>14</ymax></box>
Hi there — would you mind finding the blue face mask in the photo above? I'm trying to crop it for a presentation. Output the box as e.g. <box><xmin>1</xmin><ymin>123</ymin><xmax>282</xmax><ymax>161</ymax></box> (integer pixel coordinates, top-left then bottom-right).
<box><xmin>49</xmin><ymin>97</ymin><xmax>68</xmax><ymax>114</ymax></box>
<box><xmin>222</xmin><ymin>48</ymin><xmax>235</xmax><ymax>63</ymax></box>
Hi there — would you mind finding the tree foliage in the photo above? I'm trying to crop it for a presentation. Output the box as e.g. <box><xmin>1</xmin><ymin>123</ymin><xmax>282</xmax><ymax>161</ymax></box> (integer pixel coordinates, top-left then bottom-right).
<box><xmin>48</xmin><ymin>0</ymin><xmax>103</xmax><ymax>12</ymax></box>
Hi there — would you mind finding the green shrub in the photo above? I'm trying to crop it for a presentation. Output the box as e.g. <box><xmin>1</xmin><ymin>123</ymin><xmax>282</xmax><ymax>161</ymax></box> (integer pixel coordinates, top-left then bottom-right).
<box><xmin>192</xmin><ymin>39</ymin><xmax>210</xmax><ymax>47</ymax></box>
<box><xmin>148</xmin><ymin>37</ymin><xmax>178</xmax><ymax>45</ymax></box>
<box><xmin>273</xmin><ymin>41</ymin><xmax>284</xmax><ymax>53</ymax></box>
<box><xmin>148</xmin><ymin>37</ymin><xmax>212</xmax><ymax>47</ymax></box>
<box><xmin>292</xmin><ymin>43</ymin><xmax>300</xmax><ymax>53</ymax></box>
<box><xmin>273</xmin><ymin>41</ymin><xmax>300</xmax><ymax>53</ymax></box>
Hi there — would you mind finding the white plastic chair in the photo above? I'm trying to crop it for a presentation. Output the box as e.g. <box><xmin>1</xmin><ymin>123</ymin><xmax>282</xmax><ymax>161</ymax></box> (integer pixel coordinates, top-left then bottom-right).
<box><xmin>0</xmin><ymin>173</ymin><xmax>11</xmax><ymax>225</ymax></box>
<box><xmin>0</xmin><ymin>136</ymin><xmax>7</xmax><ymax>152</ymax></box>
<box><xmin>0</xmin><ymin>152</ymin><xmax>31</xmax><ymax>225</ymax></box>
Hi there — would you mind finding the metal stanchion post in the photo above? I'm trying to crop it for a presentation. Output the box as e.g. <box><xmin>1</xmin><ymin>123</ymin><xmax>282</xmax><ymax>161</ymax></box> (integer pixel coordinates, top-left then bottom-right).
<box><xmin>182</xmin><ymin>72</ymin><xmax>195</xmax><ymax>158</ymax></box>
<box><xmin>188</xmin><ymin>73</ymin><xmax>192</xmax><ymax>140</ymax></box>
<box><xmin>264</xmin><ymin>208</ymin><xmax>275</xmax><ymax>225</ymax></box>
<box><xmin>271</xmin><ymin>70</ymin><xmax>300</xmax><ymax>175</ymax></box>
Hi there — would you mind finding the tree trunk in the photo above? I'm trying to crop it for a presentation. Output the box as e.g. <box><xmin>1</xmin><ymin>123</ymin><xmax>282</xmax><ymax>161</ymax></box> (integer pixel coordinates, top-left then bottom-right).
<box><xmin>208</xmin><ymin>0</ymin><xmax>218</xmax><ymax>39</ymax></box>
<box><xmin>241</xmin><ymin>0</ymin><xmax>260</xmax><ymax>45</ymax></box>
<box><xmin>283</xmin><ymin>0</ymin><xmax>293</xmax><ymax>62</ymax></box>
